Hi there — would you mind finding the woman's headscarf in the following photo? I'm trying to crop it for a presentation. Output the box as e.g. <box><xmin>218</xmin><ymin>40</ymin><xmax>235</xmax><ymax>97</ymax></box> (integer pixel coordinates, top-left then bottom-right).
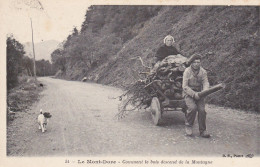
<box><xmin>163</xmin><ymin>35</ymin><xmax>175</xmax><ymax>44</ymax></box>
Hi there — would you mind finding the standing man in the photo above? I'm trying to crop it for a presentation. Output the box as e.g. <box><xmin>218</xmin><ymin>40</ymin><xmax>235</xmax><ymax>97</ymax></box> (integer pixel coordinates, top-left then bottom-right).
<box><xmin>182</xmin><ymin>54</ymin><xmax>210</xmax><ymax>138</ymax></box>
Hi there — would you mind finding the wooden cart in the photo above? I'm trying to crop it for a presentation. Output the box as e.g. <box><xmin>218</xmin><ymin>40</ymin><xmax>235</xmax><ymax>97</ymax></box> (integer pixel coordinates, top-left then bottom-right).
<box><xmin>146</xmin><ymin>80</ymin><xmax>187</xmax><ymax>125</ymax></box>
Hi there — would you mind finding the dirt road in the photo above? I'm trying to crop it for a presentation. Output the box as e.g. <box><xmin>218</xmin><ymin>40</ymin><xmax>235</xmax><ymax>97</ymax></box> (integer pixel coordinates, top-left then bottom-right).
<box><xmin>7</xmin><ymin>77</ymin><xmax>260</xmax><ymax>156</ymax></box>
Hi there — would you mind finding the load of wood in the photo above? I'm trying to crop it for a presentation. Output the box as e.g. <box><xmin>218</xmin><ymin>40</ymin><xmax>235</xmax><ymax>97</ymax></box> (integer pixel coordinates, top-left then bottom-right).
<box><xmin>116</xmin><ymin>54</ymin><xmax>188</xmax><ymax>118</ymax></box>
<box><xmin>148</xmin><ymin>55</ymin><xmax>187</xmax><ymax>102</ymax></box>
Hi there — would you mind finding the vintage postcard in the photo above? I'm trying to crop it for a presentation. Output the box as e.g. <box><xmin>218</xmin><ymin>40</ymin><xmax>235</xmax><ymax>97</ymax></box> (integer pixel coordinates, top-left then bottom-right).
<box><xmin>1</xmin><ymin>0</ymin><xmax>259</xmax><ymax>167</ymax></box>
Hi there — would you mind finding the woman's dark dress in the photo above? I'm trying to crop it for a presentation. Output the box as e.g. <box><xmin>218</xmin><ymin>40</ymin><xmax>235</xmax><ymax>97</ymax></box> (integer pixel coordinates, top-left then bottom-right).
<box><xmin>156</xmin><ymin>44</ymin><xmax>180</xmax><ymax>61</ymax></box>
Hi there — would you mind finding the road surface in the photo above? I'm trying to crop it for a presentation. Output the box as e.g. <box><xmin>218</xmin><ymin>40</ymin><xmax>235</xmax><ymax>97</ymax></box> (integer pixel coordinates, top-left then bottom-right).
<box><xmin>7</xmin><ymin>77</ymin><xmax>260</xmax><ymax>156</ymax></box>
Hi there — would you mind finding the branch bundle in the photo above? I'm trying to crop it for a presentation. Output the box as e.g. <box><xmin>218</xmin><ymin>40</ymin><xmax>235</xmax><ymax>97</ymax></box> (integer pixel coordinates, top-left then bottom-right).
<box><xmin>116</xmin><ymin>55</ymin><xmax>188</xmax><ymax>119</ymax></box>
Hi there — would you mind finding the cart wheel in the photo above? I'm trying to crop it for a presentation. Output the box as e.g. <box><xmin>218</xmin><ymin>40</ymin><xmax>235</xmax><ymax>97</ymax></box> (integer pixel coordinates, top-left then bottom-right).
<box><xmin>150</xmin><ymin>97</ymin><xmax>162</xmax><ymax>125</ymax></box>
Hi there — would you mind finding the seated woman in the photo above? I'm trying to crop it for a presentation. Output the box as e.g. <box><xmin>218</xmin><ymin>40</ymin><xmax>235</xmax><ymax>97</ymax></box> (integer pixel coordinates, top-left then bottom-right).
<box><xmin>155</xmin><ymin>35</ymin><xmax>181</xmax><ymax>62</ymax></box>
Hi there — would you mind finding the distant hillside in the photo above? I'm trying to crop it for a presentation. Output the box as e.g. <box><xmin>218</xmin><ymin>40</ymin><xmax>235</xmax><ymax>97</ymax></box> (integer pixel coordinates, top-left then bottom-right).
<box><xmin>52</xmin><ymin>6</ymin><xmax>259</xmax><ymax>112</ymax></box>
<box><xmin>24</xmin><ymin>40</ymin><xmax>60</xmax><ymax>61</ymax></box>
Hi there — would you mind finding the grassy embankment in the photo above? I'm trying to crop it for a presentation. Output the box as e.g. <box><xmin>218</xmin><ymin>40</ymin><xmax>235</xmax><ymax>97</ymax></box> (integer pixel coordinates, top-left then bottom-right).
<box><xmin>7</xmin><ymin>76</ymin><xmax>43</xmax><ymax>124</ymax></box>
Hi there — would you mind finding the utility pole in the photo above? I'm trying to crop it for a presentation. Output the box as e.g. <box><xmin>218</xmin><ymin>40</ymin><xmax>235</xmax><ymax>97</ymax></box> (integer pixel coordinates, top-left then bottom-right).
<box><xmin>30</xmin><ymin>18</ymin><xmax>37</xmax><ymax>81</ymax></box>
<box><xmin>43</xmin><ymin>65</ymin><xmax>45</xmax><ymax>76</ymax></box>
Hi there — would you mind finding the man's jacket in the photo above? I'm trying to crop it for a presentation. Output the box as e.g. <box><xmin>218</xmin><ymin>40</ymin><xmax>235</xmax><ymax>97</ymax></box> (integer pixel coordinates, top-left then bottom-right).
<box><xmin>182</xmin><ymin>66</ymin><xmax>209</xmax><ymax>98</ymax></box>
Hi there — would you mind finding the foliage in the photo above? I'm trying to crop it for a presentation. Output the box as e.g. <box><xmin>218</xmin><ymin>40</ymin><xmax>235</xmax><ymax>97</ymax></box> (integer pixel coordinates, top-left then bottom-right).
<box><xmin>51</xmin><ymin>48</ymin><xmax>66</xmax><ymax>71</ymax></box>
<box><xmin>52</xmin><ymin>6</ymin><xmax>161</xmax><ymax>78</ymax></box>
<box><xmin>7</xmin><ymin>35</ymin><xmax>25</xmax><ymax>89</ymax></box>
<box><xmin>35</xmin><ymin>59</ymin><xmax>56</xmax><ymax>76</ymax></box>
<box><xmin>22</xmin><ymin>56</ymin><xmax>34</xmax><ymax>76</ymax></box>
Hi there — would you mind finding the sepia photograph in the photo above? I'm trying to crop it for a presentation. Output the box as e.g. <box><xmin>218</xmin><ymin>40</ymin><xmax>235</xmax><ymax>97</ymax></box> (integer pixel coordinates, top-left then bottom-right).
<box><xmin>1</xmin><ymin>0</ymin><xmax>259</xmax><ymax>166</ymax></box>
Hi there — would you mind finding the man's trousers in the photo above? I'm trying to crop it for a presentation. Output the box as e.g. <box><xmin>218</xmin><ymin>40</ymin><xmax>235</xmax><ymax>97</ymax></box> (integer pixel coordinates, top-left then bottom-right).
<box><xmin>184</xmin><ymin>95</ymin><xmax>207</xmax><ymax>133</ymax></box>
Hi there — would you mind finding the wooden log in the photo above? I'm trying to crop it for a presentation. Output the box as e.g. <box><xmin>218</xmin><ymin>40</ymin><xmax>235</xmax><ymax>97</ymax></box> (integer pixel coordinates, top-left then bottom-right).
<box><xmin>174</xmin><ymin>93</ymin><xmax>183</xmax><ymax>100</ymax></box>
<box><xmin>198</xmin><ymin>83</ymin><xmax>225</xmax><ymax>98</ymax></box>
<box><xmin>175</xmin><ymin>82</ymin><xmax>182</xmax><ymax>88</ymax></box>
<box><xmin>164</xmin><ymin>89</ymin><xmax>172</xmax><ymax>97</ymax></box>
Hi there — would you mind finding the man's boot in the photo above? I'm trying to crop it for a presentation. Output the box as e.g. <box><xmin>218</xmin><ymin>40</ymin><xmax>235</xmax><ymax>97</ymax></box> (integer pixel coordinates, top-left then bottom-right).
<box><xmin>185</xmin><ymin>126</ymin><xmax>193</xmax><ymax>136</ymax></box>
<box><xmin>200</xmin><ymin>131</ymin><xmax>211</xmax><ymax>138</ymax></box>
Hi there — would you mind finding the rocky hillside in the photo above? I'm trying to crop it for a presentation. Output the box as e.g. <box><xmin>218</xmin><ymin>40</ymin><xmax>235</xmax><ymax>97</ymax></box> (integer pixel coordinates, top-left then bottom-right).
<box><xmin>52</xmin><ymin>6</ymin><xmax>259</xmax><ymax>112</ymax></box>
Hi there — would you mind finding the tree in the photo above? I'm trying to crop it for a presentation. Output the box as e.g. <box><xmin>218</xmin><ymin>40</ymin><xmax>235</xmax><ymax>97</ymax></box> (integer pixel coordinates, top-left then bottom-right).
<box><xmin>7</xmin><ymin>35</ymin><xmax>25</xmax><ymax>89</ymax></box>
<box><xmin>35</xmin><ymin>59</ymin><xmax>56</xmax><ymax>76</ymax></box>
<box><xmin>51</xmin><ymin>49</ymin><xmax>66</xmax><ymax>72</ymax></box>
<box><xmin>22</xmin><ymin>56</ymin><xmax>34</xmax><ymax>76</ymax></box>
<box><xmin>72</xmin><ymin>27</ymin><xmax>79</xmax><ymax>36</ymax></box>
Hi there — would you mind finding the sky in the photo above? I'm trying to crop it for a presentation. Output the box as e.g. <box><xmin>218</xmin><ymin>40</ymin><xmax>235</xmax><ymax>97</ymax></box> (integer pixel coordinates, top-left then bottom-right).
<box><xmin>3</xmin><ymin>0</ymin><xmax>92</xmax><ymax>43</ymax></box>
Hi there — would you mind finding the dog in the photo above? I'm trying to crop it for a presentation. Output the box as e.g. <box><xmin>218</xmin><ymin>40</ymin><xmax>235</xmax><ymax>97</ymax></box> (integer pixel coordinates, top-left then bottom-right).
<box><xmin>37</xmin><ymin>109</ymin><xmax>52</xmax><ymax>133</ymax></box>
